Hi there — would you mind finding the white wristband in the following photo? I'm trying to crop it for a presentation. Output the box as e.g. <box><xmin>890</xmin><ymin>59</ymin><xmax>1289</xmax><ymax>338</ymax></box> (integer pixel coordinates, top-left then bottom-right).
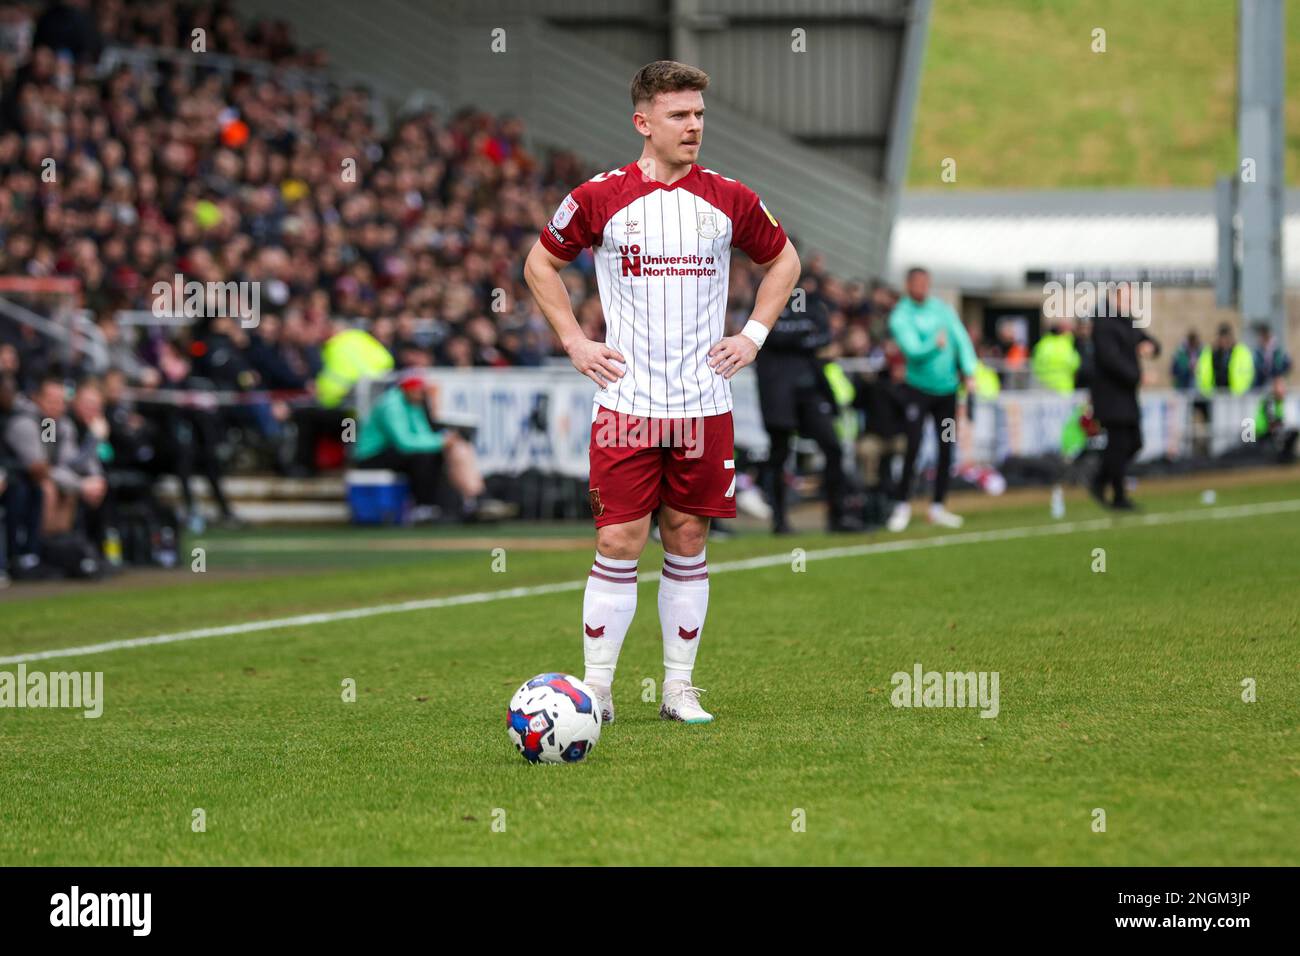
<box><xmin>740</xmin><ymin>319</ymin><xmax>769</xmax><ymax>349</ymax></box>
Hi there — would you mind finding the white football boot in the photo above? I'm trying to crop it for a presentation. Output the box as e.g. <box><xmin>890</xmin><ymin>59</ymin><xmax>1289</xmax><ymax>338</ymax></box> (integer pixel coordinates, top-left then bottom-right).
<box><xmin>735</xmin><ymin>485</ymin><xmax>773</xmax><ymax>521</ymax></box>
<box><xmin>927</xmin><ymin>503</ymin><xmax>964</xmax><ymax>528</ymax></box>
<box><xmin>589</xmin><ymin>683</ymin><xmax>615</xmax><ymax>724</ymax></box>
<box><xmin>660</xmin><ymin>680</ymin><xmax>713</xmax><ymax>724</ymax></box>
<box><xmin>886</xmin><ymin>501</ymin><xmax>911</xmax><ymax>533</ymax></box>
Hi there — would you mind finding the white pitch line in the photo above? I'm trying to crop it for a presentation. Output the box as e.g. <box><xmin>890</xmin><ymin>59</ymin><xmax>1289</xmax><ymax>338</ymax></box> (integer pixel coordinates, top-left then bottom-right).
<box><xmin>2</xmin><ymin>497</ymin><xmax>1297</xmax><ymax>666</ymax></box>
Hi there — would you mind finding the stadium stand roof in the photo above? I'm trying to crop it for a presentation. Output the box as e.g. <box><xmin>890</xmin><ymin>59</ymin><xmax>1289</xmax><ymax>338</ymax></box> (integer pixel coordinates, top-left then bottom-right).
<box><xmin>889</xmin><ymin>189</ymin><xmax>1300</xmax><ymax>291</ymax></box>
<box><xmin>234</xmin><ymin>0</ymin><xmax>931</xmax><ymax>280</ymax></box>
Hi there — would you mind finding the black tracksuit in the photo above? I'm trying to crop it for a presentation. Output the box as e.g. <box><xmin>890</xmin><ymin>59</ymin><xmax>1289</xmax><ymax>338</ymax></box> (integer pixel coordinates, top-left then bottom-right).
<box><xmin>1090</xmin><ymin>314</ymin><xmax>1158</xmax><ymax>502</ymax></box>
<box><xmin>755</xmin><ymin>293</ymin><xmax>846</xmax><ymax>529</ymax></box>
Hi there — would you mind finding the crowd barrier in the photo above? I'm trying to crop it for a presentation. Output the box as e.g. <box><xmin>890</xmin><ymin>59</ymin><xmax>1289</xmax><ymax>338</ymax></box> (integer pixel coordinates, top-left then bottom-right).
<box><xmin>357</xmin><ymin>368</ymin><xmax>1297</xmax><ymax>478</ymax></box>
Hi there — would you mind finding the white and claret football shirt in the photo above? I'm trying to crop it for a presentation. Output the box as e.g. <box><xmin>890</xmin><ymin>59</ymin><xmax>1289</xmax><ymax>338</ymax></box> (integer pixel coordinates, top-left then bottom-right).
<box><xmin>541</xmin><ymin>162</ymin><xmax>788</xmax><ymax>418</ymax></box>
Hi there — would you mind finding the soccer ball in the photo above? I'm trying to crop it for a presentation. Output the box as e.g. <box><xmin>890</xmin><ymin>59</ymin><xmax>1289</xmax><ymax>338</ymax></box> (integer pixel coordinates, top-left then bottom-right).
<box><xmin>507</xmin><ymin>673</ymin><xmax>601</xmax><ymax>764</ymax></box>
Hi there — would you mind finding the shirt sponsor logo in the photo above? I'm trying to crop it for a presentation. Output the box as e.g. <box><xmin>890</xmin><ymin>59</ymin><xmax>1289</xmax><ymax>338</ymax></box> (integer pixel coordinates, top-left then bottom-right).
<box><xmin>617</xmin><ymin>245</ymin><xmax>718</xmax><ymax>279</ymax></box>
<box><xmin>620</xmin><ymin>244</ymin><xmax>641</xmax><ymax>276</ymax></box>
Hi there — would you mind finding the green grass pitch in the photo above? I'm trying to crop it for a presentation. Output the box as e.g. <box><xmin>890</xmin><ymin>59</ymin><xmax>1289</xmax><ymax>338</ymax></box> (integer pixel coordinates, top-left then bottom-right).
<box><xmin>911</xmin><ymin>0</ymin><xmax>1300</xmax><ymax>188</ymax></box>
<box><xmin>1</xmin><ymin>475</ymin><xmax>1297</xmax><ymax>866</ymax></box>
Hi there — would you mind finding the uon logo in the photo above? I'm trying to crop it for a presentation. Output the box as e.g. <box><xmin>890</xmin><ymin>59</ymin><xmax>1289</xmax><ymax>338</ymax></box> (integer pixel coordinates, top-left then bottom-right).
<box><xmin>620</xmin><ymin>244</ymin><xmax>642</xmax><ymax>276</ymax></box>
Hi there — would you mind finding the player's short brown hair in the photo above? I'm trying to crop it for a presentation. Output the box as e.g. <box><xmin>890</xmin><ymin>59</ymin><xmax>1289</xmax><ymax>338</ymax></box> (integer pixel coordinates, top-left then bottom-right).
<box><xmin>630</xmin><ymin>61</ymin><xmax>709</xmax><ymax>108</ymax></box>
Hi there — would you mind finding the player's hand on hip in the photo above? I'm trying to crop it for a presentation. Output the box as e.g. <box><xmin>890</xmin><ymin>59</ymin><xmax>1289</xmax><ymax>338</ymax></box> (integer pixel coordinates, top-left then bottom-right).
<box><xmin>566</xmin><ymin>337</ymin><xmax>626</xmax><ymax>389</ymax></box>
<box><xmin>707</xmin><ymin>334</ymin><xmax>758</xmax><ymax>379</ymax></box>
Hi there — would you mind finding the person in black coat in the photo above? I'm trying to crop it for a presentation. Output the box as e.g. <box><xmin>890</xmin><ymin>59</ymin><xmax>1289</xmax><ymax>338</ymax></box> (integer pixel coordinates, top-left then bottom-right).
<box><xmin>756</xmin><ymin>278</ymin><xmax>857</xmax><ymax>533</ymax></box>
<box><xmin>1088</xmin><ymin>288</ymin><xmax>1160</xmax><ymax>510</ymax></box>
<box><xmin>850</xmin><ymin>347</ymin><xmax>907</xmax><ymax>526</ymax></box>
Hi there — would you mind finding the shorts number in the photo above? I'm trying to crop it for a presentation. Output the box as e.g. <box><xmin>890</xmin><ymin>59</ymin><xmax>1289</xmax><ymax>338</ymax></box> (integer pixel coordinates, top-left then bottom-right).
<box><xmin>724</xmin><ymin>458</ymin><xmax>735</xmax><ymax>498</ymax></box>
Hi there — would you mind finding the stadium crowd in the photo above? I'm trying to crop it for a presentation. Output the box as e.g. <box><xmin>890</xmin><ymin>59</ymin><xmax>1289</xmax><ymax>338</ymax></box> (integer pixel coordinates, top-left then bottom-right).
<box><xmin>0</xmin><ymin>1</ymin><xmax>1293</xmax><ymax>584</ymax></box>
<box><xmin>0</xmin><ymin>0</ymin><xmax>904</xmax><ymax>579</ymax></box>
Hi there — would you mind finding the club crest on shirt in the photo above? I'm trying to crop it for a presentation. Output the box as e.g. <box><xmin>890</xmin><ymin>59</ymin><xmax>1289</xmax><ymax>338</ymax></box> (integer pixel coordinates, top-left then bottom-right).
<box><xmin>696</xmin><ymin>212</ymin><xmax>719</xmax><ymax>239</ymax></box>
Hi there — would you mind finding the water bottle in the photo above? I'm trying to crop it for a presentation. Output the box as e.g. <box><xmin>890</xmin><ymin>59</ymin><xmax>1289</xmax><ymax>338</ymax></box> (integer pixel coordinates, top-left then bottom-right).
<box><xmin>157</xmin><ymin>526</ymin><xmax>178</xmax><ymax>569</ymax></box>
<box><xmin>104</xmin><ymin>527</ymin><xmax>124</xmax><ymax>567</ymax></box>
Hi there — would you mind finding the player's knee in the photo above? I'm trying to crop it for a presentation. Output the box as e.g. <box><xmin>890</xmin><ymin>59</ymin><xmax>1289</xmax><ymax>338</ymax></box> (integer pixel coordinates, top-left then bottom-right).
<box><xmin>659</xmin><ymin>513</ymin><xmax>707</xmax><ymax>556</ymax></box>
<box><xmin>595</xmin><ymin>522</ymin><xmax>644</xmax><ymax>560</ymax></box>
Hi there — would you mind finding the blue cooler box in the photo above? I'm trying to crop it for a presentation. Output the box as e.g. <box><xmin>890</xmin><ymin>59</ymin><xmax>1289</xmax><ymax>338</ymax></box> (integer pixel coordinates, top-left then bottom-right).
<box><xmin>346</xmin><ymin>469</ymin><xmax>410</xmax><ymax>525</ymax></box>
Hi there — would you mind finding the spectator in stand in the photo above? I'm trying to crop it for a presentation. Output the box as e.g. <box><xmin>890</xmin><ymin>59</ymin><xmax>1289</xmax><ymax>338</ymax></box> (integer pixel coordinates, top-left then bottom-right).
<box><xmin>192</xmin><ymin>315</ymin><xmax>288</xmax><ymax>444</ymax></box>
<box><xmin>0</xmin><ymin>343</ymin><xmax>20</xmax><ymax>386</ymax></box>
<box><xmin>68</xmin><ymin>375</ymin><xmax>113</xmax><ymax>549</ymax></box>
<box><xmin>3</xmin><ymin>375</ymin><xmax>106</xmax><ymax>568</ymax></box>
<box><xmin>1031</xmin><ymin>315</ymin><xmax>1080</xmax><ymax>395</ymax></box>
<box><xmin>315</xmin><ymin>325</ymin><xmax>394</xmax><ymax>410</ymax></box>
<box><xmin>1253</xmin><ymin>377</ymin><xmax>1297</xmax><ymax>464</ymax></box>
<box><xmin>353</xmin><ymin>371</ymin><xmax>504</xmax><ymax>523</ymax></box>
<box><xmin>102</xmin><ymin>367</ymin><xmax>157</xmax><ymax>469</ymax></box>
<box><xmin>154</xmin><ymin>341</ymin><xmax>241</xmax><ymax>532</ymax></box>
<box><xmin>1197</xmin><ymin>323</ymin><xmax>1255</xmax><ymax>397</ymax></box>
<box><xmin>1170</xmin><ymin>331</ymin><xmax>1202</xmax><ymax>391</ymax></box>
<box><xmin>1252</xmin><ymin>324</ymin><xmax>1291</xmax><ymax>388</ymax></box>
<box><xmin>32</xmin><ymin>0</ymin><xmax>102</xmax><ymax>64</ymax></box>
<box><xmin>465</xmin><ymin>315</ymin><xmax>512</xmax><ymax>367</ymax></box>
<box><xmin>441</xmin><ymin>336</ymin><xmax>475</xmax><ymax>369</ymax></box>
<box><xmin>247</xmin><ymin>312</ymin><xmax>313</xmax><ymax>471</ymax></box>
<box><xmin>867</xmin><ymin>283</ymin><xmax>900</xmax><ymax>340</ymax></box>
<box><xmin>248</xmin><ymin>314</ymin><xmax>309</xmax><ymax>392</ymax></box>
<box><xmin>0</xmin><ymin>372</ymin><xmax>20</xmax><ymax>584</ymax></box>
<box><xmin>995</xmin><ymin>320</ymin><xmax>1029</xmax><ymax>370</ymax></box>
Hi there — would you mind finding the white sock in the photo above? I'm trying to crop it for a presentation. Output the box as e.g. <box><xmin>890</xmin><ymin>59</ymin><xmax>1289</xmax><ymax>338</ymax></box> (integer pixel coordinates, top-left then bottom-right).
<box><xmin>659</xmin><ymin>549</ymin><xmax>709</xmax><ymax>684</ymax></box>
<box><xmin>582</xmin><ymin>552</ymin><xmax>638</xmax><ymax>686</ymax></box>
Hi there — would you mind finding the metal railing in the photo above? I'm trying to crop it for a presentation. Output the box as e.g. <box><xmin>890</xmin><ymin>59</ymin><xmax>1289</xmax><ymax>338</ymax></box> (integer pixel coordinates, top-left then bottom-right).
<box><xmin>0</xmin><ymin>294</ymin><xmax>112</xmax><ymax>374</ymax></box>
<box><xmin>99</xmin><ymin>44</ymin><xmax>333</xmax><ymax>93</ymax></box>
